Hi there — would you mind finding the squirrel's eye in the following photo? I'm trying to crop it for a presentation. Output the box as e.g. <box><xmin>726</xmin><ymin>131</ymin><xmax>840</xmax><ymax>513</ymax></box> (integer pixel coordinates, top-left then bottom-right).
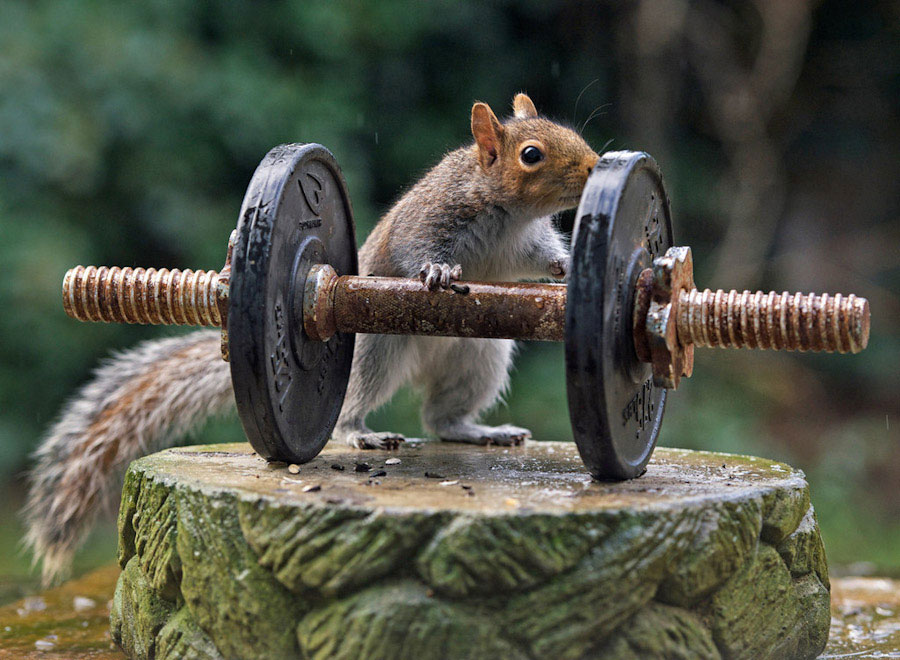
<box><xmin>521</xmin><ymin>145</ymin><xmax>544</xmax><ymax>165</ymax></box>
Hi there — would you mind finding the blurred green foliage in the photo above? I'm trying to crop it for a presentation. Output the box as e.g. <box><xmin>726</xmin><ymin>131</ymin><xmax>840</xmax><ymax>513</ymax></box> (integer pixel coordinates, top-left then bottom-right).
<box><xmin>0</xmin><ymin>0</ymin><xmax>897</xmax><ymax>589</ymax></box>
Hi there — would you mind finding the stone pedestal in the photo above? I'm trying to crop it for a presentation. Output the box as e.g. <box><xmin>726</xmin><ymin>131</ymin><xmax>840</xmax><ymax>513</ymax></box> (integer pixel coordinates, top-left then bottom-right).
<box><xmin>110</xmin><ymin>441</ymin><xmax>830</xmax><ymax>660</ymax></box>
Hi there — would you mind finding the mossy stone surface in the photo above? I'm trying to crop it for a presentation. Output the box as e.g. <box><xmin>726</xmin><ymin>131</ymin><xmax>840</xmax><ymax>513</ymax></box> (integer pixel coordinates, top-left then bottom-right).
<box><xmin>502</xmin><ymin>510</ymin><xmax>696</xmax><ymax>659</ymax></box>
<box><xmin>239</xmin><ymin>498</ymin><xmax>441</xmax><ymax>597</ymax></box>
<box><xmin>415</xmin><ymin>511</ymin><xmax>606</xmax><ymax>597</ymax></box>
<box><xmin>18</xmin><ymin>568</ymin><xmax>897</xmax><ymax>659</ymax></box>
<box><xmin>118</xmin><ymin>471</ymin><xmax>180</xmax><ymax>600</ymax></box>
<box><xmin>596</xmin><ymin>602</ymin><xmax>721</xmax><ymax>659</ymax></box>
<box><xmin>777</xmin><ymin>505</ymin><xmax>830</xmax><ymax>587</ymax></box>
<box><xmin>109</xmin><ymin>441</ymin><xmax>831</xmax><ymax>659</ymax></box>
<box><xmin>175</xmin><ymin>487</ymin><xmax>305</xmax><ymax>659</ymax></box>
<box><xmin>657</xmin><ymin>498</ymin><xmax>762</xmax><ymax>606</ymax></box>
<box><xmin>110</xmin><ymin>557</ymin><xmax>175</xmax><ymax>659</ymax></box>
<box><xmin>297</xmin><ymin>580</ymin><xmax>529</xmax><ymax>660</ymax></box>
<box><xmin>156</xmin><ymin>606</ymin><xmax>223</xmax><ymax>660</ymax></box>
<box><xmin>708</xmin><ymin>544</ymin><xmax>829</xmax><ymax>659</ymax></box>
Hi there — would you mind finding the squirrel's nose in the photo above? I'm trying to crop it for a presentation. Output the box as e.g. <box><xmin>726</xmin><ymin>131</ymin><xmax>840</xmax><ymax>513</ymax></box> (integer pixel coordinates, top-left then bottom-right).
<box><xmin>585</xmin><ymin>154</ymin><xmax>600</xmax><ymax>176</ymax></box>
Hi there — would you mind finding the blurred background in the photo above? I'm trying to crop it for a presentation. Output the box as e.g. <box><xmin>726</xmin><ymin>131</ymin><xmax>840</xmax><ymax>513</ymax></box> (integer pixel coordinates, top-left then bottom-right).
<box><xmin>0</xmin><ymin>0</ymin><xmax>897</xmax><ymax>601</ymax></box>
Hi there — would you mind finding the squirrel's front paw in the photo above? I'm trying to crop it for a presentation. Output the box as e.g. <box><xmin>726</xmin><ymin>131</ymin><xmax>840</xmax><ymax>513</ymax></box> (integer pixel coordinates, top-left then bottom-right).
<box><xmin>549</xmin><ymin>258</ymin><xmax>568</xmax><ymax>280</ymax></box>
<box><xmin>419</xmin><ymin>262</ymin><xmax>462</xmax><ymax>290</ymax></box>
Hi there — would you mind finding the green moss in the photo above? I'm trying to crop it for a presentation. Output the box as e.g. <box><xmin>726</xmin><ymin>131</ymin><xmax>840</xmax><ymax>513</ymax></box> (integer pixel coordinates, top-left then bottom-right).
<box><xmin>761</xmin><ymin>484</ymin><xmax>810</xmax><ymax>545</ymax></box>
<box><xmin>658</xmin><ymin>498</ymin><xmax>762</xmax><ymax>606</ymax></box>
<box><xmin>110</xmin><ymin>557</ymin><xmax>175</xmax><ymax>659</ymax></box>
<box><xmin>416</xmin><ymin>512</ymin><xmax>607</xmax><ymax>597</ymax></box>
<box><xmin>596</xmin><ymin>602</ymin><xmax>721</xmax><ymax>660</ymax></box>
<box><xmin>297</xmin><ymin>580</ymin><xmax>527</xmax><ymax>660</ymax></box>
<box><xmin>777</xmin><ymin>505</ymin><xmax>830</xmax><ymax>588</ymax></box>
<box><xmin>157</xmin><ymin>607</ymin><xmax>223</xmax><ymax>660</ymax></box>
<box><xmin>133</xmin><ymin>473</ymin><xmax>180</xmax><ymax>600</ymax></box>
<box><xmin>791</xmin><ymin>572</ymin><xmax>831</xmax><ymax>658</ymax></box>
<box><xmin>503</xmin><ymin>510</ymin><xmax>695</xmax><ymax>660</ymax></box>
<box><xmin>709</xmin><ymin>544</ymin><xmax>828</xmax><ymax>659</ymax></box>
<box><xmin>238</xmin><ymin>498</ymin><xmax>442</xmax><ymax>597</ymax></box>
<box><xmin>116</xmin><ymin>465</ymin><xmax>141</xmax><ymax>569</ymax></box>
<box><xmin>176</xmin><ymin>487</ymin><xmax>305</xmax><ymax>659</ymax></box>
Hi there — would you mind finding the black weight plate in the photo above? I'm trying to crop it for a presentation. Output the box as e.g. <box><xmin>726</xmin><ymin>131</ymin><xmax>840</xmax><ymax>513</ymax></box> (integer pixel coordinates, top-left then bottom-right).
<box><xmin>566</xmin><ymin>151</ymin><xmax>673</xmax><ymax>480</ymax></box>
<box><xmin>229</xmin><ymin>144</ymin><xmax>357</xmax><ymax>464</ymax></box>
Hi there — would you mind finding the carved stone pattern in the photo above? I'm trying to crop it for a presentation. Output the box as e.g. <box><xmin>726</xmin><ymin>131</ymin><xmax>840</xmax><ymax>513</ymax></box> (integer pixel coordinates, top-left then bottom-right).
<box><xmin>111</xmin><ymin>442</ymin><xmax>830</xmax><ymax>660</ymax></box>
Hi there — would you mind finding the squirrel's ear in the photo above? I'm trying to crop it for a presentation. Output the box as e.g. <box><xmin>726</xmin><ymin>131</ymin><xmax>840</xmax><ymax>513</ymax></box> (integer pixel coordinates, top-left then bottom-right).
<box><xmin>512</xmin><ymin>93</ymin><xmax>538</xmax><ymax>119</ymax></box>
<box><xmin>471</xmin><ymin>102</ymin><xmax>504</xmax><ymax>170</ymax></box>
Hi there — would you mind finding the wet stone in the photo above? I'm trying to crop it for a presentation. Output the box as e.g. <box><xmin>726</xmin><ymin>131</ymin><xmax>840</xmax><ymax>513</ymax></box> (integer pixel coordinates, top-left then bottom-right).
<box><xmin>156</xmin><ymin>606</ymin><xmax>223</xmax><ymax>660</ymax></box>
<box><xmin>657</xmin><ymin>498</ymin><xmax>762</xmax><ymax>606</ymax></box>
<box><xmin>297</xmin><ymin>580</ymin><xmax>528</xmax><ymax>660</ymax></box>
<box><xmin>11</xmin><ymin>563</ymin><xmax>895</xmax><ymax>659</ymax></box>
<box><xmin>595</xmin><ymin>602</ymin><xmax>721</xmax><ymax>659</ymax></box>
<box><xmin>118</xmin><ymin>472</ymin><xmax>180</xmax><ymax>600</ymax></box>
<box><xmin>110</xmin><ymin>557</ymin><xmax>175</xmax><ymax>659</ymax></box>
<box><xmin>174</xmin><ymin>487</ymin><xmax>305</xmax><ymax>658</ymax></box>
<box><xmin>105</xmin><ymin>441</ymin><xmax>832</xmax><ymax>659</ymax></box>
<box><xmin>777</xmin><ymin>504</ymin><xmax>830</xmax><ymax>587</ymax></box>
<box><xmin>707</xmin><ymin>543</ymin><xmax>829</xmax><ymax>659</ymax></box>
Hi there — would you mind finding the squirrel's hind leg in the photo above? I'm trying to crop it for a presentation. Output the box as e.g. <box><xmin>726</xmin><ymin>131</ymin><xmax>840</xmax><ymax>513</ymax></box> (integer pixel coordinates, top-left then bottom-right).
<box><xmin>333</xmin><ymin>333</ymin><xmax>417</xmax><ymax>450</ymax></box>
<box><xmin>420</xmin><ymin>338</ymin><xmax>531</xmax><ymax>446</ymax></box>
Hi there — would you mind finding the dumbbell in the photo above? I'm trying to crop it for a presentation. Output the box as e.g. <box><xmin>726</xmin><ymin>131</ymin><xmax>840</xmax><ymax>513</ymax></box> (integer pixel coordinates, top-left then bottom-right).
<box><xmin>61</xmin><ymin>144</ymin><xmax>870</xmax><ymax>480</ymax></box>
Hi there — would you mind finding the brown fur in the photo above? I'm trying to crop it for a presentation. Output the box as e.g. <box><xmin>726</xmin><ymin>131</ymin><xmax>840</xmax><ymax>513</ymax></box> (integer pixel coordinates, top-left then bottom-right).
<box><xmin>24</xmin><ymin>331</ymin><xmax>232</xmax><ymax>584</ymax></box>
<box><xmin>358</xmin><ymin>96</ymin><xmax>598</xmax><ymax>282</ymax></box>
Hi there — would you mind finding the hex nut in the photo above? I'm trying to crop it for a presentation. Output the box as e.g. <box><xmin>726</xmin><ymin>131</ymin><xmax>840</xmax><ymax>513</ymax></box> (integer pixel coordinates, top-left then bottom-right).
<box><xmin>217</xmin><ymin>231</ymin><xmax>235</xmax><ymax>361</ymax></box>
<box><xmin>645</xmin><ymin>246</ymin><xmax>695</xmax><ymax>389</ymax></box>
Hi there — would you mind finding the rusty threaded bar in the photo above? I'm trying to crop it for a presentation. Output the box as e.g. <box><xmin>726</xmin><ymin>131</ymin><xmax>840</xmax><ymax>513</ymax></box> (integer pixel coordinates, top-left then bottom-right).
<box><xmin>63</xmin><ymin>265</ymin><xmax>222</xmax><ymax>326</ymax></box>
<box><xmin>62</xmin><ymin>260</ymin><xmax>870</xmax><ymax>360</ymax></box>
<box><xmin>676</xmin><ymin>289</ymin><xmax>869</xmax><ymax>354</ymax></box>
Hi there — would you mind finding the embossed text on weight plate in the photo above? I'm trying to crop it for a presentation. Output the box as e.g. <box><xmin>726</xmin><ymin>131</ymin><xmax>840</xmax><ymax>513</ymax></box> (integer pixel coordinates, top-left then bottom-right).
<box><xmin>271</xmin><ymin>301</ymin><xmax>293</xmax><ymax>413</ymax></box>
<box><xmin>644</xmin><ymin>197</ymin><xmax>663</xmax><ymax>259</ymax></box>
<box><xmin>299</xmin><ymin>170</ymin><xmax>325</xmax><ymax>215</ymax></box>
<box><xmin>298</xmin><ymin>217</ymin><xmax>322</xmax><ymax>230</ymax></box>
<box><xmin>317</xmin><ymin>334</ymin><xmax>341</xmax><ymax>395</ymax></box>
<box><xmin>298</xmin><ymin>168</ymin><xmax>325</xmax><ymax>232</ymax></box>
<box><xmin>622</xmin><ymin>377</ymin><xmax>654</xmax><ymax>430</ymax></box>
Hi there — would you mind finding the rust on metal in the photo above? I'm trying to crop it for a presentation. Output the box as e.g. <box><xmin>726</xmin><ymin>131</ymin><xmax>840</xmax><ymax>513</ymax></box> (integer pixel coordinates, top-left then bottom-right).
<box><xmin>303</xmin><ymin>264</ymin><xmax>340</xmax><ymax>342</ymax></box>
<box><xmin>676</xmin><ymin>288</ymin><xmax>869</xmax><ymax>354</ymax></box>
<box><xmin>216</xmin><ymin>231</ymin><xmax>235</xmax><ymax>361</ymax></box>
<box><xmin>633</xmin><ymin>245</ymin><xmax>872</xmax><ymax>390</ymax></box>
<box><xmin>62</xmin><ymin>265</ymin><xmax>222</xmax><ymax>327</ymax></box>
<box><xmin>61</xmin><ymin>240</ymin><xmax>871</xmax><ymax>388</ymax></box>
<box><xmin>631</xmin><ymin>267</ymin><xmax>654</xmax><ymax>364</ymax></box>
<box><xmin>322</xmin><ymin>274</ymin><xmax>566</xmax><ymax>342</ymax></box>
<box><xmin>639</xmin><ymin>246</ymin><xmax>696</xmax><ymax>389</ymax></box>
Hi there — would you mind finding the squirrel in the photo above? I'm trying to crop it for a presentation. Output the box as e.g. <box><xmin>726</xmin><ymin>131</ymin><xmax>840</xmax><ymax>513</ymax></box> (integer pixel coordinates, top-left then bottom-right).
<box><xmin>24</xmin><ymin>93</ymin><xmax>599</xmax><ymax>584</ymax></box>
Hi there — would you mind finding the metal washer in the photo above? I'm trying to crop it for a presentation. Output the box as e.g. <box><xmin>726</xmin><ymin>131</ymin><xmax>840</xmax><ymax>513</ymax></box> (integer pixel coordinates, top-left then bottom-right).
<box><xmin>566</xmin><ymin>151</ymin><xmax>674</xmax><ymax>480</ymax></box>
<box><xmin>229</xmin><ymin>143</ymin><xmax>357</xmax><ymax>463</ymax></box>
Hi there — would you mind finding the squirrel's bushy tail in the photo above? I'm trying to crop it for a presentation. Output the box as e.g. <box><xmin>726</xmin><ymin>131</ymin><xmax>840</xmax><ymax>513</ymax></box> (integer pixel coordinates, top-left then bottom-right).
<box><xmin>24</xmin><ymin>330</ymin><xmax>233</xmax><ymax>585</ymax></box>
